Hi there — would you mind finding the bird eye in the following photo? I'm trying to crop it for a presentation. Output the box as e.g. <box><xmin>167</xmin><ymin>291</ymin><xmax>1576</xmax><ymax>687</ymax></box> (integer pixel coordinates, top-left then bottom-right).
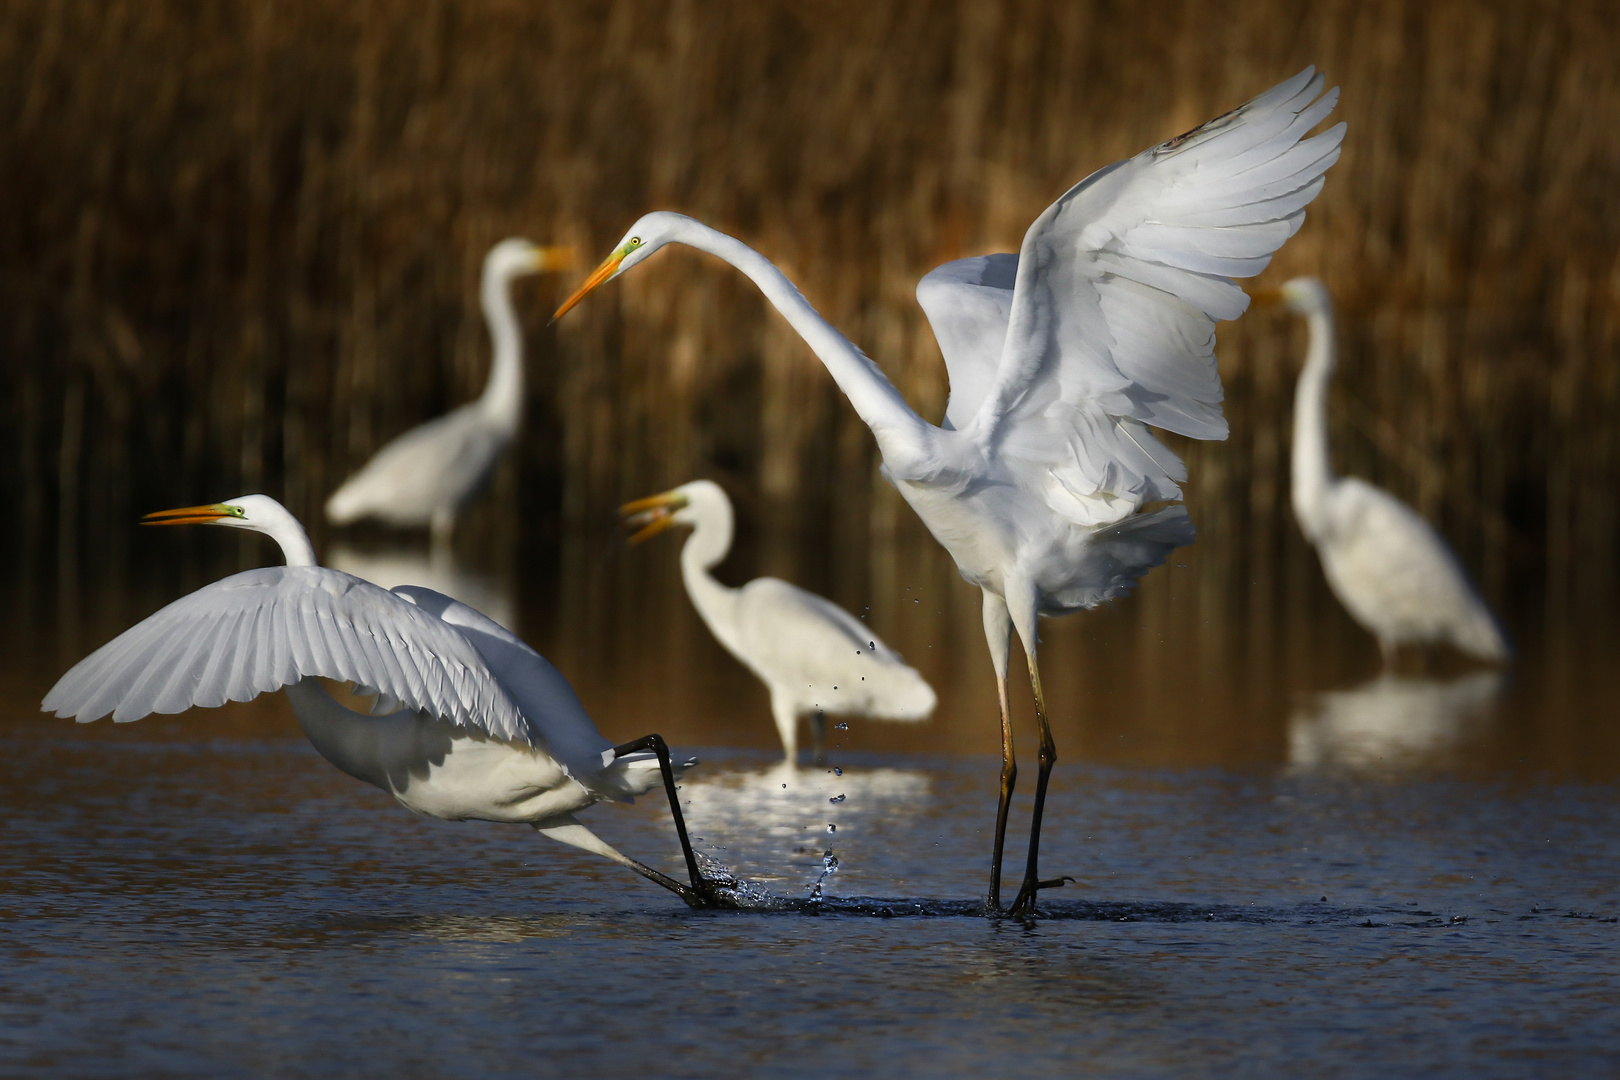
<box><xmin>628</xmin><ymin>237</ymin><xmax>642</xmax><ymax>247</ymax></box>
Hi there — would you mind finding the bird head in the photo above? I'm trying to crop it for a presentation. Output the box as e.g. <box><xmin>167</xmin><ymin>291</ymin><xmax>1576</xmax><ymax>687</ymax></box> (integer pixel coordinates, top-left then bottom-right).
<box><xmin>142</xmin><ymin>494</ymin><xmax>316</xmax><ymax>566</ymax></box>
<box><xmin>141</xmin><ymin>493</ymin><xmax>286</xmax><ymax>532</ymax></box>
<box><xmin>1250</xmin><ymin>276</ymin><xmax>1331</xmax><ymax>316</ymax></box>
<box><xmin>618</xmin><ymin>479</ymin><xmax>729</xmax><ymax>545</ymax></box>
<box><xmin>486</xmin><ymin>238</ymin><xmax>575</xmax><ymax>281</ymax></box>
<box><xmin>551</xmin><ymin>212</ymin><xmax>693</xmax><ymax>323</ymax></box>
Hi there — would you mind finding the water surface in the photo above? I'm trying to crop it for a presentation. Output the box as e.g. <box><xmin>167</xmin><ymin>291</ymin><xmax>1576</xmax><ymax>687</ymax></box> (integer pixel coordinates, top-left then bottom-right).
<box><xmin>2</xmin><ymin>528</ymin><xmax>1617</xmax><ymax>1077</ymax></box>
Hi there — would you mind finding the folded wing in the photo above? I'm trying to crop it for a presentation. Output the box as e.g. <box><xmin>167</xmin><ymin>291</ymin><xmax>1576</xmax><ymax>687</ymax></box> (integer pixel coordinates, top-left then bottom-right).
<box><xmin>389</xmin><ymin>585</ymin><xmax>615</xmax><ymax>780</ymax></box>
<box><xmin>41</xmin><ymin>565</ymin><xmax>529</xmax><ymax>743</ymax></box>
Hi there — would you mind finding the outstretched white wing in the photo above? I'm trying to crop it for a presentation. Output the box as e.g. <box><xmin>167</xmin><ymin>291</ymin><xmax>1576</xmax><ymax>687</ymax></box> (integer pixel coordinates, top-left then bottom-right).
<box><xmin>41</xmin><ymin>565</ymin><xmax>529</xmax><ymax>743</ymax></box>
<box><xmin>915</xmin><ymin>253</ymin><xmax>1018</xmax><ymax>432</ymax></box>
<box><xmin>938</xmin><ymin>68</ymin><xmax>1343</xmax><ymax>525</ymax></box>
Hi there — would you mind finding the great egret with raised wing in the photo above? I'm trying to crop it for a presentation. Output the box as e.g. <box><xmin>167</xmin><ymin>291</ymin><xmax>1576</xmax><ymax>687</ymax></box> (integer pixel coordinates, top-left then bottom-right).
<box><xmin>1266</xmin><ymin>276</ymin><xmax>1510</xmax><ymax>667</ymax></box>
<box><xmin>555</xmin><ymin>69</ymin><xmax>1345</xmax><ymax>914</ymax></box>
<box><xmin>326</xmin><ymin>239</ymin><xmax>571</xmax><ymax>545</ymax></box>
<box><xmin>42</xmin><ymin>495</ymin><xmax>716</xmax><ymax>907</ymax></box>
<box><xmin>621</xmin><ymin>479</ymin><xmax>935</xmax><ymax>764</ymax></box>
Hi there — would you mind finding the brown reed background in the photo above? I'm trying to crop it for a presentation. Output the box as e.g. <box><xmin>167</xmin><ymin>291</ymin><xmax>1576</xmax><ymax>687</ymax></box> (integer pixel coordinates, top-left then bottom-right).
<box><xmin>3</xmin><ymin>0</ymin><xmax>1618</xmax><ymax>639</ymax></box>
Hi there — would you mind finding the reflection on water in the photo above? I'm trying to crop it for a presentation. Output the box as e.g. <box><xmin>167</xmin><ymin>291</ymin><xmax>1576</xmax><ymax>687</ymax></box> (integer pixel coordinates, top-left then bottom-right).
<box><xmin>1289</xmin><ymin>671</ymin><xmax>1506</xmax><ymax>770</ymax></box>
<box><xmin>681</xmin><ymin>759</ymin><xmax>932</xmax><ymax>893</ymax></box>
<box><xmin>3</xmin><ymin>489</ymin><xmax>1620</xmax><ymax>1073</ymax></box>
<box><xmin>326</xmin><ymin>543</ymin><xmax>517</xmax><ymax>629</ymax></box>
<box><xmin>1</xmin><ymin>736</ymin><xmax>1615</xmax><ymax>1077</ymax></box>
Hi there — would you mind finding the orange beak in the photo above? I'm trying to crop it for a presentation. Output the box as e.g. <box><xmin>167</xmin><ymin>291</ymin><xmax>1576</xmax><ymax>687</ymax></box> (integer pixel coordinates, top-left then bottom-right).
<box><xmin>535</xmin><ymin>245</ymin><xmax>577</xmax><ymax>272</ymax></box>
<box><xmin>619</xmin><ymin>492</ymin><xmax>687</xmax><ymax>545</ymax></box>
<box><xmin>141</xmin><ymin>503</ymin><xmax>235</xmax><ymax>526</ymax></box>
<box><xmin>551</xmin><ymin>249</ymin><xmax>626</xmax><ymax>324</ymax></box>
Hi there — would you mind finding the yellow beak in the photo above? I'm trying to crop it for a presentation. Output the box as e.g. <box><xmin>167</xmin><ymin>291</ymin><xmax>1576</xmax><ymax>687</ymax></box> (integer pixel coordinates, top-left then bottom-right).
<box><xmin>142</xmin><ymin>503</ymin><xmax>234</xmax><ymax>526</ymax></box>
<box><xmin>619</xmin><ymin>492</ymin><xmax>687</xmax><ymax>545</ymax></box>
<box><xmin>551</xmin><ymin>249</ymin><xmax>626</xmax><ymax>323</ymax></box>
<box><xmin>535</xmin><ymin>245</ymin><xmax>578</xmax><ymax>273</ymax></box>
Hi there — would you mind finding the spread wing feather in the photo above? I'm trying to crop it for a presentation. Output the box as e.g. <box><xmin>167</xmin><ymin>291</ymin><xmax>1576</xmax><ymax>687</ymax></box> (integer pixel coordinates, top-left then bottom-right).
<box><xmin>916</xmin><ymin>68</ymin><xmax>1343</xmax><ymax>526</ymax></box>
<box><xmin>42</xmin><ymin>565</ymin><xmax>530</xmax><ymax>743</ymax></box>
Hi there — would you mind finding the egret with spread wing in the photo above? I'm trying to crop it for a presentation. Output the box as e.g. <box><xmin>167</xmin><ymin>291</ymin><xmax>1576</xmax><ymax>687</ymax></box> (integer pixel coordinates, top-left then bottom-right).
<box><xmin>43</xmin><ymin>495</ymin><xmax>716</xmax><ymax>907</ymax></box>
<box><xmin>326</xmin><ymin>239</ymin><xmax>571</xmax><ymax>545</ymax></box>
<box><xmin>621</xmin><ymin>480</ymin><xmax>935</xmax><ymax>764</ymax></box>
<box><xmin>555</xmin><ymin>70</ymin><xmax>1345</xmax><ymax>913</ymax></box>
<box><xmin>1267</xmin><ymin>277</ymin><xmax>1510</xmax><ymax>667</ymax></box>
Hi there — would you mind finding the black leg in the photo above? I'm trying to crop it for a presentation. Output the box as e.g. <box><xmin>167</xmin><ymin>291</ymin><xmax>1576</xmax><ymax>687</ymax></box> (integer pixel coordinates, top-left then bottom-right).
<box><xmin>1008</xmin><ymin>656</ymin><xmax>1073</xmax><ymax>916</ymax></box>
<box><xmin>612</xmin><ymin>734</ymin><xmax>712</xmax><ymax>907</ymax></box>
<box><xmin>988</xmin><ymin>670</ymin><xmax>1016</xmax><ymax>912</ymax></box>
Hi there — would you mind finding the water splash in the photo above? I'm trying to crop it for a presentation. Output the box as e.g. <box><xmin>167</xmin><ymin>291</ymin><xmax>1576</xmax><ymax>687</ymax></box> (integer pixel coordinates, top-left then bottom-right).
<box><xmin>807</xmin><ymin>850</ymin><xmax>840</xmax><ymax>901</ymax></box>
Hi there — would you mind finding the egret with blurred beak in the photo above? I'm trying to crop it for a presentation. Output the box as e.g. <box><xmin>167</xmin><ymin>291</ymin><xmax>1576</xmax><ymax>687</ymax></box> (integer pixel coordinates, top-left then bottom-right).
<box><xmin>1260</xmin><ymin>277</ymin><xmax>1510</xmax><ymax>667</ymax></box>
<box><xmin>326</xmin><ymin>239</ymin><xmax>572</xmax><ymax>546</ymax></box>
<box><xmin>43</xmin><ymin>495</ymin><xmax>717</xmax><ymax>908</ymax></box>
<box><xmin>622</xmin><ymin>479</ymin><xmax>935</xmax><ymax>764</ymax></box>
<box><xmin>557</xmin><ymin>70</ymin><xmax>1345</xmax><ymax>914</ymax></box>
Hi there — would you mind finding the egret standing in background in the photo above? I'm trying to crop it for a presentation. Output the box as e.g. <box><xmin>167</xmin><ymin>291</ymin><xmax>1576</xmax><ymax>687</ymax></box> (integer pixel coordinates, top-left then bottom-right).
<box><xmin>554</xmin><ymin>69</ymin><xmax>1345</xmax><ymax>913</ymax></box>
<box><xmin>326</xmin><ymin>239</ymin><xmax>571</xmax><ymax>546</ymax></box>
<box><xmin>621</xmin><ymin>480</ymin><xmax>935</xmax><ymax>765</ymax></box>
<box><xmin>43</xmin><ymin>495</ymin><xmax>717</xmax><ymax>908</ymax></box>
<box><xmin>1266</xmin><ymin>276</ymin><xmax>1510</xmax><ymax>667</ymax></box>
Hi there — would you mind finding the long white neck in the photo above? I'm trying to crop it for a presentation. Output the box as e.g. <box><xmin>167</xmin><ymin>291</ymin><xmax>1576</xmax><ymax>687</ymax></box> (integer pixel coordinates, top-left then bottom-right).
<box><xmin>242</xmin><ymin>499</ymin><xmax>318</xmax><ymax>567</ymax></box>
<box><xmin>283</xmin><ymin>678</ymin><xmax>445</xmax><ymax>795</ymax></box>
<box><xmin>676</xmin><ymin>505</ymin><xmax>748</xmax><ymax>660</ymax></box>
<box><xmin>667</xmin><ymin>220</ymin><xmax>933</xmax><ymax>464</ymax></box>
<box><xmin>1291</xmin><ymin>296</ymin><xmax>1338</xmax><ymax>539</ymax></box>
<box><xmin>476</xmin><ymin>263</ymin><xmax>525</xmax><ymax>433</ymax></box>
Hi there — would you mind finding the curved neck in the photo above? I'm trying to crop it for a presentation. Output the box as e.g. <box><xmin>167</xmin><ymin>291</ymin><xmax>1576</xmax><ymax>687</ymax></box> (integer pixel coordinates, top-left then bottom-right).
<box><xmin>476</xmin><ymin>265</ymin><xmax>524</xmax><ymax>432</ymax></box>
<box><xmin>266</xmin><ymin>515</ymin><xmax>318</xmax><ymax>567</ymax></box>
<box><xmin>677</xmin><ymin>522</ymin><xmax>745</xmax><ymax>659</ymax></box>
<box><xmin>1291</xmin><ymin>301</ymin><xmax>1338</xmax><ymax>536</ymax></box>
<box><xmin>669</xmin><ymin>220</ymin><xmax>932</xmax><ymax>460</ymax></box>
<box><xmin>283</xmin><ymin>678</ymin><xmax>394</xmax><ymax>791</ymax></box>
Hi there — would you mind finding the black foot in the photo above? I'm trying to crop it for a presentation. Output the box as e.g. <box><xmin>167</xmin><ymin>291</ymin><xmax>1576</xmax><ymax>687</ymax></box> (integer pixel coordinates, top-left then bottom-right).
<box><xmin>1006</xmin><ymin>875</ymin><xmax>1075</xmax><ymax>917</ymax></box>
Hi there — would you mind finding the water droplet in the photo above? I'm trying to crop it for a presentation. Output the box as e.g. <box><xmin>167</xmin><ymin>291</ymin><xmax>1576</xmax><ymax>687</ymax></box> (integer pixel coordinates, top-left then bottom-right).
<box><xmin>827</xmin><ymin>824</ymin><xmax>837</xmax><ymax>832</ymax></box>
<box><xmin>830</xmin><ymin>794</ymin><xmax>845</xmax><ymax>803</ymax></box>
<box><xmin>835</xmin><ymin>722</ymin><xmax>848</xmax><ymax>730</ymax></box>
<box><xmin>833</xmin><ymin>767</ymin><xmax>843</xmax><ymax>776</ymax></box>
<box><xmin>833</xmin><ymin>685</ymin><xmax>838</xmax><ymax>690</ymax></box>
<box><xmin>868</xmin><ymin>641</ymin><xmax>875</xmax><ymax>649</ymax></box>
<box><xmin>782</xmin><ymin>783</ymin><xmax>787</xmax><ymax>789</ymax></box>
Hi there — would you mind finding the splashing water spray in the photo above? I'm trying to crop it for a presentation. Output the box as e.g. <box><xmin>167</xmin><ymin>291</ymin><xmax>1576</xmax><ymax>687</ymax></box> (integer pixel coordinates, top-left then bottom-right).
<box><xmin>808</xmin><ymin>850</ymin><xmax>840</xmax><ymax>902</ymax></box>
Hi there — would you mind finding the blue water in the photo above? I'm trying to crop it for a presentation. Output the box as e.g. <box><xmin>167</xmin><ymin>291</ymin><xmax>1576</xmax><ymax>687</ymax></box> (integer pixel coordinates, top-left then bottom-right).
<box><xmin>2</xmin><ymin>727</ymin><xmax>1616</xmax><ymax>1078</ymax></box>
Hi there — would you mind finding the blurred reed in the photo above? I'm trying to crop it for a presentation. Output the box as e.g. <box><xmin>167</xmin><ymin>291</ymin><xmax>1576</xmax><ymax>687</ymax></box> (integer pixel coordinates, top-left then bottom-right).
<box><xmin>2</xmin><ymin>0</ymin><xmax>1617</xmax><ymax>638</ymax></box>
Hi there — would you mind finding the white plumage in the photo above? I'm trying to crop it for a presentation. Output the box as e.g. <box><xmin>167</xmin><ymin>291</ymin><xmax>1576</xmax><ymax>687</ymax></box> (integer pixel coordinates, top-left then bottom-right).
<box><xmin>621</xmin><ymin>480</ymin><xmax>935</xmax><ymax>764</ymax></box>
<box><xmin>557</xmin><ymin>69</ymin><xmax>1344</xmax><ymax>913</ymax></box>
<box><xmin>42</xmin><ymin>494</ymin><xmax>713</xmax><ymax>906</ymax></box>
<box><xmin>1276</xmin><ymin>277</ymin><xmax>1511</xmax><ymax>666</ymax></box>
<box><xmin>326</xmin><ymin>239</ymin><xmax>567</xmax><ymax>544</ymax></box>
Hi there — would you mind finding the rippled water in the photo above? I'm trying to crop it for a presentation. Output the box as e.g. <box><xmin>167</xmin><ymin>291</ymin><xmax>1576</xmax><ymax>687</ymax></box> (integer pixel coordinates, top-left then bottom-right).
<box><xmin>2</xmin><ymin>532</ymin><xmax>1618</xmax><ymax>1076</ymax></box>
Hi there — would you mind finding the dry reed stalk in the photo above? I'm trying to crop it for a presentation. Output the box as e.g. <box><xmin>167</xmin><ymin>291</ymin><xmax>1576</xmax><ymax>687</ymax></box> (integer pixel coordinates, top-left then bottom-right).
<box><xmin>0</xmin><ymin>0</ymin><xmax>1615</xmax><ymax>637</ymax></box>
